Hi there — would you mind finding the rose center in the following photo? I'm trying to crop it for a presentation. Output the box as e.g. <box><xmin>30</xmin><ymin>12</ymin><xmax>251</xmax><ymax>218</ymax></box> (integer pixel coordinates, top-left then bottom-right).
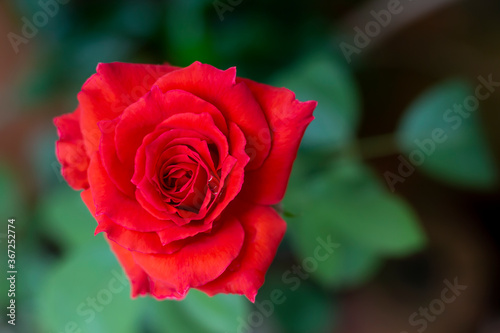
<box><xmin>160</xmin><ymin>167</ymin><xmax>193</xmax><ymax>192</ymax></box>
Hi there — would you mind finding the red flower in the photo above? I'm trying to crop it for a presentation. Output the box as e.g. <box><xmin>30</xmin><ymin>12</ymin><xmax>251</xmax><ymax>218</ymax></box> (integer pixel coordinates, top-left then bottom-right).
<box><xmin>54</xmin><ymin>62</ymin><xmax>316</xmax><ymax>301</ymax></box>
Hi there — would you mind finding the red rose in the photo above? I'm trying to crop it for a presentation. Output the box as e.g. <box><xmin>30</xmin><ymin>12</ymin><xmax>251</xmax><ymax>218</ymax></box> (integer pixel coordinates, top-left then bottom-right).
<box><xmin>54</xmin><ymin>61</ymin><xmax>316</xmax><ymax>301</ymax></box>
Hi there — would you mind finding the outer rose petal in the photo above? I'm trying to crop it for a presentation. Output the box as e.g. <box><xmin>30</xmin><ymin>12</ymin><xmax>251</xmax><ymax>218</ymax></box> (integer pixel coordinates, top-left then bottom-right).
<box><xmin>54</xmin><ymin>107</ymin><xmax>89</xmax><ymax>190</ymax></box>
<box><xmin>237</xmin><ymin>78</ymin><xmax>316</xmax><ymax>205</ymax></box>
<box><xmin>198</xmin><ymin>200</ymin><xmax>286</xmax><ymax>302</ymax></box>
<box><xmin>78</xmin><ymin>63</ymin><xmax>178</xmax><ymax>156</ymax></box>
<box><xmin>82</xmin><ymin>189</ymin><xmax>152</xmax><ymax>297</ymax></box>
<box><xmin>155</xmin><ymin>61</ymin><xmax>271</xmax><ymax>170</ymax></box>
<box><xmin>132</xmin><ymin>215</ymin><xmax>245</xmax><ymax>299</ymax></box>
<box><xmin>148</xmin><ymin>279</ymin><xmax>185</xmax><ymax>300</ymax></box>
<box><xmin>98</xmin><ymin>119</ymin><xmax>136</xmax><ymax>196</ymax></box>
<box><xmin>81</xmin><ymin>189</ymin><xmax>182</xmax><ymax>254</ymax></box>
<box><xmin>107</xmin><ymin>237</ymin><xmax>151</xmax><ymax>298</ymax></box>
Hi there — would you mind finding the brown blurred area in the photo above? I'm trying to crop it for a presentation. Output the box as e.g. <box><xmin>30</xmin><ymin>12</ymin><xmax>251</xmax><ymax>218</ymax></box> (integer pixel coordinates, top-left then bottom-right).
<box><xmin>1</xmin><ymin>1</ymin><xmax>67</xmax><ymax>205</ymax></box>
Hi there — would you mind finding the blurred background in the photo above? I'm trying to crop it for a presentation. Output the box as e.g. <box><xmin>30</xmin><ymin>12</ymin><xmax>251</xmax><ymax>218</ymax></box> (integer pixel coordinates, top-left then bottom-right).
<box><xmin>1</xmin><ymin>0</ymin><xmax>499</xmax><ymax>332</ymax></box>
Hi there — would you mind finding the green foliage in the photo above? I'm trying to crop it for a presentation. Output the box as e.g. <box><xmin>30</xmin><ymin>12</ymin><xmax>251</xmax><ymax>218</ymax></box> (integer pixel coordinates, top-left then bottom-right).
<box><xmin>165</xmin><ymin>0</ymin><xmax>216</xmax><ymax>66</ymax></box>
<box><xmin>397</xmin><ymin>79</ymin><xmax>498</xmax><ymax>189</ymax></box>
<box><xmin>38</xmin><ymin>185</ymin><xmax>96</xmax><ymax>252</ymax></box>
<box><xmin>258</xmin><ymin>273</ymin><xmax>337</xmax><ymax>333</ymax></box>
<box><xmin>285</xmin><ymin>159</ymin><xmax>426</xmax><ymax>289</ymax></box>
<box><xmin>37</xmin><ymin>236</ymin><xmax>143</xmax><ymax>333</ymax></box>
<box><xmin>145</xmin><ymin>289</ymin><xmax>249</xmax><ymax>333</ymax></box>
<box><xmin>273</xmin><ymin>52</ymin><xmax>361</xmax><ymax>150</ymax></box>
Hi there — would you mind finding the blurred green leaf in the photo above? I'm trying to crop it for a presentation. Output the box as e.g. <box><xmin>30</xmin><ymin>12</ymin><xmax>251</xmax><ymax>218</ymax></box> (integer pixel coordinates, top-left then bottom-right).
<box><xmin>146</xmin><ymin>289</ymin><xmax>250</xmax><ymax>333</ymax></box>
<box><xmin>258</xmin><ymin>273</ymin><xmax>337</xmax><ymax>333</ymax></box>
<box><xmin>26</xmin><ymin>124</ymin><xmax>61</xmax><ymax>188</ymax></box>
<box><xmin>286</xmin><ymin>213</ymin><xmax>380</xmax><ymax>289</ymax></box>
<box><xmin>285</xmin><ymin>158</ymin><xmax>426</xmax><ymax>288</ymax></box>
<box><xmin>38</xmin><ymin>185</ymin><xmax>96</xmax><ymax>252</ymax></box>
<box><xmin>37</xmin><ymin>236</ymin><xmax>142</xmax><ymax>333</ymax></box>
<box><xmin>112</xmin><ymin>2</ymin><xmax>163</xmax><ymax>38</ymax></box>
<box><xmin>272</xmin><ymin>52</ymin><xmax>361</xmax><ymax>150</ymax></box>
<box><xmin>72</xmin><ymin>34</ymin><xmax>135</xmax><ymax>78</ymax></box>
<box><xmin>396</xmin><ymin>79</ymin><xmax>498</xmax><ymax>189</ymax></box>
<box><xmin>166</xmin><ymin>0</ymin><xmax>215</xmax><ymax>65</ymax></box>
<box><xmin>16</xmin><ymin>60</ymin><xmax>60</xmax><ymax>107</ymax></box>
<box><xmin>324</xmin><ymin>161</ymin><xmax>425</xmax><ymax>256</ymax></box>
<box><xmin>320</xmin><ymin>237</ymin><xmax>382</xmax><ymax>288</ymax></box>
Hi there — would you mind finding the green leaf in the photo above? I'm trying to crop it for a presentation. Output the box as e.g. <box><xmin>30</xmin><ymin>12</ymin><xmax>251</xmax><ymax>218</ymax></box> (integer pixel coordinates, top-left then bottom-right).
<box><xmin>165</xmin><ymin>0</ymin><xmax>215</xmax><ymax>65</ymax></box>
<box><xmin>396</xmin><ymin>79</ymin><xmax>498</xmax><ymax>189</ymax></box>
<box><xmin>325</xmin><ymin>162</ymin><xmax>425</xmax><ymax>256</ymax></box>
<box><xmin>146</xmin><ymin>289</ymin><xmax>250</xmax><ymax>333</ymax></box>
<box><xmin>38</xmin><ymin>185</ymin><xmax>96</xmax><ymax>251</ymax></box>
<box><xmin>257</xmin><ymin>273</ymin><xmax>338</xmax><ymax>333</ymax></box>
<box><xmin>112</xmin><ymin>2</ymin><xmax>163</xmax><ymax>38</ymax></box>
<box><xmin>272</xmin><ymin>52</ymin><xmax>361</xmax><ymax>150</ymax></box>
<box><xmin>37</xmin><ymin>236</ymin><xmax>143</xmax><ymax>333</ymax></box>
<box><xmin>286</xmin><ymin>214</ymin><xmax>381</xmax><ymax>289</ymax></box>
<box><xmin>284</xmin><ymin>158</ymin><xmax>426</xmax><ymax>288</ymax></box>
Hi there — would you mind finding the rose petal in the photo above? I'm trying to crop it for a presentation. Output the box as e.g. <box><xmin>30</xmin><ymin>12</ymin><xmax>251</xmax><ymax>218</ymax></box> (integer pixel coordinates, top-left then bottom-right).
<box><xmin>132</xmin><ymin>125</ymin><xmax>227</xmax><ymax>191</ymax></box>
<box><xmin>78</xmin><ymin>63</ymin><xmax>178</xmax><ymax>156</ymax></box>
<box><xmin>54</xmin><ymin>107</ymin><xmax>89</xmax><ymax>190</ymax></box>
<box><xmin>132</xmin><ymin>215</ymin><xmax>245</xmax><ymax>294</ymax></box>
<box><xmin>204</xmin><ymin>123</ymin><xmax>249</xmax><ymax>223</ymax></box>
<box><xmin>155</xmin><ymin>62</ymin><xmax>271</xmax><ymax>169</ymax></box>
<box><xmin>115</xmin><ymin>87</ymin><xmax>228</xmax><ymax>167</ymax></box>
<box><xmin>82</xmin><ymin>191</ymin><xmax>151</xmax><ymax>297</ymax></box>
<box><xmin>199</xmin><ymin>200</ymin><xmax>286</xmax><ymax>302</ymax></box>
<box><xmin>134</xmin><ymin>112</ymin><xmax>231</xmax><ymax>224</ymax></box>
<box><xmin>107</xmin><ymin>237</ymin><xmax>151</xmax><ymax>298</ymax></box>
<box><xmin>95</xmin><ymin>217</ymin><xmax>184</xmax><ymax>255</ymax></box>
<box><xmin>135</xmin><ymin>133</ymin><xmax>217</xmax><ymax>223</ymax></box>
<box><xmin>88</xmin><ymin>154</ymin><xmax>214</xmax><ymax>242</ymax></box>
<box><xmin>155</xmin><ymin>112</ymin><xmax>229</xmax><ymax>162</ymax></box>
<box><xmin>156</xmin><ymin>220</ymin><xmax>213</xmax><ymax>245</ymax></box>
<box><xmin>81</xmin><ymin>188</ymin><xmax>182</xmax><ymax>254</ymax></box>
<box><xmin>149</xmin><ymin>278</ymin><xmax>187</xmax><ymax>300</ymax></box>
<box><xmin>87</xmin><ymin>153</ymin><xmax>169</xmax><ymax>232</ymax></box>
<box><xmin>98</xmin><ymin>119</ymin><xmax>135</xmax><ymax>196</ymax></box>
<box><xmin>237</xmin><ymin>78</ymin><xmax>316</xmax><ymax>205</ymax></box>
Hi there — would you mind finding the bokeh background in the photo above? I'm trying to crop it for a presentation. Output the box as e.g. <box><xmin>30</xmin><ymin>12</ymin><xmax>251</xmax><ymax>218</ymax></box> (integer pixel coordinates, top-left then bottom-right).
<box><xmin>1</xmin><ymin>0</ymin><xmax>499</xmax><ymax>332</ymax></box>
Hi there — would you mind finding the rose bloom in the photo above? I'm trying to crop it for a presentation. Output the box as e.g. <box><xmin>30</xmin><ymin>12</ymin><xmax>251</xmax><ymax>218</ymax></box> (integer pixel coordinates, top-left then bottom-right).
<box><xmin>54</xmin><ymin>62</ymin><xmax>316</xmax><ymax>301</ymax></box>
